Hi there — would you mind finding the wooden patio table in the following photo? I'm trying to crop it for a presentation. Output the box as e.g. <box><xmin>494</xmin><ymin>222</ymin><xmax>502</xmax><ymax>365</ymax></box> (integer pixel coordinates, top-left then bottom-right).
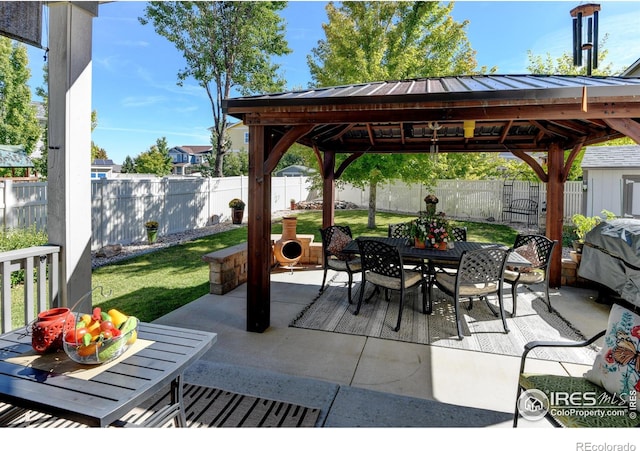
<box><xmin>0</xmin><ymin>321</ymin><xmax>216</xmax><ymax>427</ymax></box>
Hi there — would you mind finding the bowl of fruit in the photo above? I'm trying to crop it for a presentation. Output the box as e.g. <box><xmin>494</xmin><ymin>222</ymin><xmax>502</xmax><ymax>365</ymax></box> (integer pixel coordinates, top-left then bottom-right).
<box><xmin>63</xmin><ymin>307</ymin><xmax>139</xmax><ymax>365</ymax></box>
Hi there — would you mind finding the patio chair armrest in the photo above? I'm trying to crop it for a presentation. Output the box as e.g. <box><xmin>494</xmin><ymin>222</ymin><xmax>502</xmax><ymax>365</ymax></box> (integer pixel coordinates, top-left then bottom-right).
<box><xmin>518</xmin><ymin>329</ymin><xmax>605</xmax><ymax>375</ymax></box>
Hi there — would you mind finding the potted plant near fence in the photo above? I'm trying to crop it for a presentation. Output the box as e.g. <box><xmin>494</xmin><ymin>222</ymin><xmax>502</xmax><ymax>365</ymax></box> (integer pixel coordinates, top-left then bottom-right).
<box><xmin>570</xmin><ymin>209</ymin><xmax>616</xmax><ymax>264</ymax></box>
<box><xmin>229</xmin><ymin>198</ymin><xmax>246</xmax><ymax>225</ymax></box>
<box><xmin>145</xmin><ymin>221</ymin><xmax>158</xmax><ymax>244</ymax></box>
<box><xmin>571</xmin><ymin>209</ymin><xmax>616</xmax><ymax>253</ymax></box>
<box><xmin>290</xmin><ymin>198</ymin><xmax>296</xmax><ymax>210</ymax></box>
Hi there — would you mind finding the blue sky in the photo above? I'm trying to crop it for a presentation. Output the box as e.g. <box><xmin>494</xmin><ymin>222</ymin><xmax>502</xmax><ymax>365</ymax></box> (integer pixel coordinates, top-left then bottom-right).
<box><xmin>26</xmin><ymin>1</ymin><xmax>640</xmax><ymax>165</ymax></box>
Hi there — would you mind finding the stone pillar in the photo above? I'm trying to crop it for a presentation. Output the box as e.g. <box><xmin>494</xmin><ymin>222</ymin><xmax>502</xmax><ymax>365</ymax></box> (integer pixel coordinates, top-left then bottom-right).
<box><xmin>47</xmin><ymin>2</ymin><xmax>98</xmax><ymax>312</ymax></box>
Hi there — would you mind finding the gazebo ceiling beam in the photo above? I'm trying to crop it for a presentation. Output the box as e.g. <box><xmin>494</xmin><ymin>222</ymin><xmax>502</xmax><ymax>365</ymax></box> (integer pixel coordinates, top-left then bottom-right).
<box><xmin>603</xmin><ymin>118</ymin><xmax>640</xmax><ymax>144</ymax></box>
<box><xmin>530</xmin><ymin>120</ymin><xmax>573</xmax><ymax>140</ymax></box>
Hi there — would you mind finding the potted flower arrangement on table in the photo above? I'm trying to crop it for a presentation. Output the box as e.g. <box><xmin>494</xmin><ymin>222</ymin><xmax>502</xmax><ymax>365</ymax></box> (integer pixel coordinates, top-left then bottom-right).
<box><xmin>144</xmin><ymin>221</ymin><xmax>158</xmax><ymax>244</ymax></box>
<box><xmin>427</xmin><ymin>212</ymin><xmax>451</xmax><ymax>250</ymax></box>
<box><xmin>410</xmin><ymin>216</ymin><xmax>430</xmax><ymax>249</ymax></box>
<box><xmin>229</xmin><ymin>198</ymin><xmax>246</xmax><ymax>224</ymax></box>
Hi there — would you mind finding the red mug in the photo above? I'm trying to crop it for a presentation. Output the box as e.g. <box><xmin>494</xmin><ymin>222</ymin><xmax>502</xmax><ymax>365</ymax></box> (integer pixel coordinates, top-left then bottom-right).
<box><xmin>31</xmin><ymin>308</ymin><xmax>76</xmax><ymax>354</ymax></box>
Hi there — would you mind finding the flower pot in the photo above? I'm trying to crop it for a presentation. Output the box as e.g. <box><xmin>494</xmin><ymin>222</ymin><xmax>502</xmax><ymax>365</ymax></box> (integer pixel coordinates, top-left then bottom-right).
<box><xmin>414</xmin><ymin>238</ymin><xmax>426</xmax><ymax>249</ymax></box>
<box><xmin>570</xmin><ymin>250</ymin><xmax>582</xmax><ymax>265</ymax></box>
<box><xmin>572</xmin><ymin>240</ymin><xmax>584</xmax><ymax>254</ymax></box>
<box><xmin>232</xmin><ymin>208</ymin><xmax>244</xmax><ymax>225</ymax></box>
<box><xmin>146</xmin><ymin>227</ymin><xmax>158</xmax><ymax>244</ymax></box>
<box><xmin>436</xmin><ymin>241</ymin><xmax>447</xmax><ymax>251</ymax></box>
<box><xmin>31</xmin><ymin>307</ymin><xmax>76</xmax><ymax>354</ymax></box>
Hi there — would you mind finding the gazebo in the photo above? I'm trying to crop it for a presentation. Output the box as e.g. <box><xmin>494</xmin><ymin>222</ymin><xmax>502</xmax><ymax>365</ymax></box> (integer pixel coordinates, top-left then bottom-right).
<box><xmin>223</xmin><ymin>75</ymin><xmax>640</xmax><ymax>332</ymax></box>
<box><xmin>0</xmin><ymin>145</ymin><xmax>35</xmax><ymax>179</ymax></box>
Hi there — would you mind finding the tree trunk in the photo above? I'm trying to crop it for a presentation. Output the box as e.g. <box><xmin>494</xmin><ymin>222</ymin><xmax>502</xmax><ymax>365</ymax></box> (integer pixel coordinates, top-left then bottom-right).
<box><xmin>367</xmin><ymin>180</ymin><xmax>377</xmax><ymax>229</ymax></box>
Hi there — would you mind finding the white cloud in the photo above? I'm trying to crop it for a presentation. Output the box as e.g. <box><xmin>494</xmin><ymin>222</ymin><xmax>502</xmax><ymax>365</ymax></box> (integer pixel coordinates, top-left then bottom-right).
<box><xmin>121</xmin><ymin>96</ymin><xmax>166</xmax><ymax>108</ymax></box>
<box><xmin>115</xmin><ymin>40</ymin><xmax>150</xmax><ymax>48</ymax></box>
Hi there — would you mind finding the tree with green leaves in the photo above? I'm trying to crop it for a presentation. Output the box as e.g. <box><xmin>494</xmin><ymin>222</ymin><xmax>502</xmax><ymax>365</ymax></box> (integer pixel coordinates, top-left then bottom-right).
<box><xmin>140</xmin><ymin>1</ymin><xmax>291</xmax><ymax>177</ymax></box>
<box><xmin>0</xmin><ymin>37</ymin><xmax>41</xmax><ymax>156</ymax></box>
<box><xmin>33</xmin><ymin>65</ymin><xmax>49</xmax><ymax>178</ymax></box>
<box><xmin>308</xmin><ymin>1</ymin><xmax>481</xmax><ymax>227</ymax></box>
<box><xmin>526</xmin><ymin>35</ymin><xmax>612</xmax><ymax>76</ymax></box>
<box><xmin>526</xmin><ymin>34</ymin><xmax>618</xmax><ymax>181</ymax></box>
<box><xmin>274</xmin><ymin>143</ymin><xmax>315</xmax><ymax>173</ymax></box>
<box><xmin>221</xmin><ymin>150</ymin><xmax>249</xmax><ymax>176</ymax></box>
<box><xmin>134</xmin><ymin>137</ymin><xmax>173</xmax><ymax>176</ymax></box>
<box><xmin>121</xmin><ymin>156</ymin><xmax>135</xmax><ymax>173</ymax></box>
<box><xmin>90</xmin><ymin>110</ymin><xmax>108</xmax><ymax>162</ymax></box>
<box><xmin>34</xmin><ymin>66</ymin><xmax>106</xmax><ymax>177</ymax></box>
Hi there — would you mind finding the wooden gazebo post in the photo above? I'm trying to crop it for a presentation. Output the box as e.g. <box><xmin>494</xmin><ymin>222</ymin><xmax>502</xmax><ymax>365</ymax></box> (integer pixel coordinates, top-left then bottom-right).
<box><xmin>546</xmin><ymin>142</ymin><xmax>566</xmax><ymax>288</ymax></box>
<box><xmin>512</xmin><ymin>139</ymin><xmax>578</xmax><ymax>289</ymax></box>
<box><xmin>246</xmin><ymin>124</ymin><xmax>272</xmax><ymax>332</ymax></box>
<box><xmin>321</xmin><ymin>150</ymin><xmax>336</xmax><ymax>229</ymax></box>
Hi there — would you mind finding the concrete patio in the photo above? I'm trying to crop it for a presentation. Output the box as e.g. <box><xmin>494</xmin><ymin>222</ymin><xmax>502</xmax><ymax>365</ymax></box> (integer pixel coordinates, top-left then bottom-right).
<box><xmin>153</xmin><ymin>264</ymin><xmax>612</xmax><ymax>429</ymax></box>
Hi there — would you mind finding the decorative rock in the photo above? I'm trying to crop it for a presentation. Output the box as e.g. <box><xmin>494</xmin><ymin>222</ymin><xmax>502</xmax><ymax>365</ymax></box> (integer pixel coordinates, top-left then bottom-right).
<box><xmin>96</xmin><ymin>244</ymin><xmax>122</xmax><ymax>258</ymax></box>
<box><xmin>296</xmin><ymin>199</ymin><xmax>358</xmax><ymax>210</ymax></box>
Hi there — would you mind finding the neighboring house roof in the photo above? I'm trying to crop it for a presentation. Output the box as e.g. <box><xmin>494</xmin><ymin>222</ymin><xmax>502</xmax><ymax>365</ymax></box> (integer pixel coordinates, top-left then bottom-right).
<box><xmin>177</xmin><ymin>145</ymin><xmax>212</xmax><ymax>155</ymax></box>
<box><xmin>275</xmin><ymin>165</ymin><xmax>316</xmax><ymax>176</ymax></box>
<box><xmin>0</xmin><ymin>145</ymin><xmax>34</xmax><ymax>168</ymax></box>
<box><xmin>581</xmin><ymin>145</ymin><xmax>640</xmax><ymax>169</ymax></box>
<box><xmin>622</xmin><ymin>57</ymin><xmax>640</xmax><ymax>76</ymax></box>
<box><xmin>92</xmin><ymin>159</ymin><xmax>114</xmax><ymax>166</ymax></box>
<box><xmin>226</xmin><ymin>121</ymin><xmax>245</xmax><ymax>130</ymax></box>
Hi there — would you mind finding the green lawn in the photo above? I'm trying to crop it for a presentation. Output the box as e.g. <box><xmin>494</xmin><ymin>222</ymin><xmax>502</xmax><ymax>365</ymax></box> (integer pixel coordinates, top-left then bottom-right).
<box><xmin>11</xmin><ymin>210</ymin><xmax>518</xmax><ymax>328</ymax></box>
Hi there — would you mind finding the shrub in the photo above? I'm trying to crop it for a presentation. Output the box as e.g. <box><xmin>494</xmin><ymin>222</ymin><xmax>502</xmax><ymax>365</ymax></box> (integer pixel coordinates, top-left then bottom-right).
<box><xmin>0</xmin><ymin>225</ymin><xmax>49</xmax><ymax>286</ymax></box>
<box><xmin>228</xmin><ymin>198</ymin><xmax>245</xmax><ymax>209</ymax></box>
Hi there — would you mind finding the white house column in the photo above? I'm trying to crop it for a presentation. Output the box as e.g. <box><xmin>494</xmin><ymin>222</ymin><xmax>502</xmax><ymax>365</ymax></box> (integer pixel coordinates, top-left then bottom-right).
<box><xmin>47</xmin><ymin>2</ymin><xmax>97</xmax><ymax>312</ymax></box>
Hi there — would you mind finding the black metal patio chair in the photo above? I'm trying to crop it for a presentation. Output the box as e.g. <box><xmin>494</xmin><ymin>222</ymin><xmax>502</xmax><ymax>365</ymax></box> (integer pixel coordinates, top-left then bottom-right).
<box><xmin>503</xmin><ymin>234</ymin><xmax>557</xmax><ymax>316</ymax></box>
<box><xmin>431</xmin><ymin>246</ymin><xmax>512</xmax><ymax>339</ymax></box>
<box><xmin>429</xmin><ymin>226</ymin><xmax>468</xmax><ymax>272</ymax></box>
<box><xmin>387</xmin><ymin>221</ymin><xmax>424</xmax><ymax>269</ymax></box>
<box><xmin>319</xmin><ymin>225</ymin><xmax>362</xmax><ymax>304</ymax></box>
<box><xmin>355</xmin><ymin>238</ymin><xmax>427</xmax><ymax>332</ymax></box>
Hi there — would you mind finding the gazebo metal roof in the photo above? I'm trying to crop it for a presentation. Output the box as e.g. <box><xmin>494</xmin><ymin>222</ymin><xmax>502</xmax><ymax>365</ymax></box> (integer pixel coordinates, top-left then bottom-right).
<box><xmin>225</xmin><ymin>74</ymin><xmax>640</xmax><ymax>155</ymax></box>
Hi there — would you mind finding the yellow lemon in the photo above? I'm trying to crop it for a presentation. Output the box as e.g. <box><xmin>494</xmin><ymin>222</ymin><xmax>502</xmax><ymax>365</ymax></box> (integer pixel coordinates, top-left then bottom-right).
<box><xmin>126</xmin><ymin>330</ymin><xmax>137</xmax><ymax>345</ymax></box>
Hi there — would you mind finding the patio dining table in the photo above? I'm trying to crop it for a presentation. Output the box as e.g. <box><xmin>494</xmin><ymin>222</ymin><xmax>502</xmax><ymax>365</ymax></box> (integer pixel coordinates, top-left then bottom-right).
<box><xmin>0</xmin><ymin>321</ymin><xmax>216</xmax><ymax>427</ymax></box>
<box><xmin>342</xmin><ymin>237</ymin><xmax>532</xmax><ymax>268</ymax></box>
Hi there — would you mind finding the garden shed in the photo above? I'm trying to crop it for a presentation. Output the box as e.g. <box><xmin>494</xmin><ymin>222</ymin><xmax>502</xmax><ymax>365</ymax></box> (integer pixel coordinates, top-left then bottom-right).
<box><xmin>581</xmin><ymin>145</ymin><xmax>640</xmax><ymax>218</ymax></box>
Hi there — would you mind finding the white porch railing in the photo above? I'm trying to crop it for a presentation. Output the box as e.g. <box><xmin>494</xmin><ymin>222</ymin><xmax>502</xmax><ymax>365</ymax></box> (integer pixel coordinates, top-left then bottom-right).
<box><xmin>0</xmin><ymin>245</ymin><xmax>61</xmax><ymax>333</ymax></box>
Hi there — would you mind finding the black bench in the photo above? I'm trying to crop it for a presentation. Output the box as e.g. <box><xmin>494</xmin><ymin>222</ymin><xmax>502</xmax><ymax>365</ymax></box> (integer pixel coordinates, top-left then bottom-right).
<box><xmin>502</xmin><ymin>198</ymin><xmax>538</xmax><ymax>228</ymax></box>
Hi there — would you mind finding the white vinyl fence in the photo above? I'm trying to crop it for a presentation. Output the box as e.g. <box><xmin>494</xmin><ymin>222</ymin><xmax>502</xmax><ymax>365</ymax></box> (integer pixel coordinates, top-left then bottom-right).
<box><xmin>0</xmin><ymin>176</ymin><xmax>315</xmax><ymax>250</ymax></box>
<box><xmin>0</xmin><ymin>177</ymin><xmax>583</xmax><ymax>250</ymax></box>
<box><xmin>337</xmin><ymin>179</ymin><xmax>584</xmax><ymax>224</ymax></box>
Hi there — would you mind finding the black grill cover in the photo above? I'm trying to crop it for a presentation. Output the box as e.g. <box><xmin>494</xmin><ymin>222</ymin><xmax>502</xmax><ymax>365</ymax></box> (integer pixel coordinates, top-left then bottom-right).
<box><xmin>578</xmin><ymin>218</ymin><xmax>640</xmax><ymax>307</ymax></box>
